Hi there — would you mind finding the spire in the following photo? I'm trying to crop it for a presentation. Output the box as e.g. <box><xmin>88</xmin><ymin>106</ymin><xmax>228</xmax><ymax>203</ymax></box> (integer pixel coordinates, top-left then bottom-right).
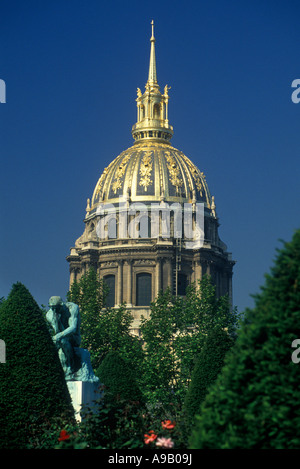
<box><xmin>131</xmin><ymin>21</ymin><xmax>174</xmax><ymax>143</ymax></box>
<box><xmin>148</xmin><ymin>20</ymin><xmax>157</xmax><ymax>85</ymax></box>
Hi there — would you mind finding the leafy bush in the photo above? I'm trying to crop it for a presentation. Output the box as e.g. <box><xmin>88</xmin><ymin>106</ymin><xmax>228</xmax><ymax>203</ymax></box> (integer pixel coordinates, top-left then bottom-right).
<box><xmin>140</xmin><ymin>276</ymin><xmax>239</xmax><ymax>409</ymax></box>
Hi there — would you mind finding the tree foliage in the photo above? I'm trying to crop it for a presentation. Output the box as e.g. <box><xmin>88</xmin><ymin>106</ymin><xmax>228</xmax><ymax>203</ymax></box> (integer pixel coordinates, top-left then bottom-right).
<box><xmin>0</xmin><ymin>282</ymin><xmax>74</xmax><ymax>449</ymax></box>
<box><xmin>140</xmin><ymin>276</ymin><xmax>239</xmax><ymax>410</ymax></box>
<box><xmin>67</xmin><ymin>268</ymin><xmax>105</xmax><ymax>355</ymax></box>
<box><xmin>189</xmin><ymin>230</ymin><xmax>300</xmax><ymax>449</ymax></box>
<box><xmin>67</xmin><ymin>268</ymin><xmax>144</xmax><ymax>374</ymax></box>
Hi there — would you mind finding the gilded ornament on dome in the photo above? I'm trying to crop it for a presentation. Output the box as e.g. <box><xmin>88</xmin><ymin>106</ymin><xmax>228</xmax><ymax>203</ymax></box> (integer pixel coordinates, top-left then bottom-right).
<box><xmin>86</xmin><ymin>198</ymin><xmax>91</xmax><ymax>212</ymax></box>
<box><xmin>95</xmin><ymin>166</ymin><xmax>110</xmax><ymax>198</ymax></box>
<box><xmin>180</xmin><ymin>152</ymin><xmax>206</xmax><ymax>197</ymax></box>
<box><xmin>164</xmin><ymin>151</ymin><xmax>183</xmax><ymax>189</ymax></box>
<box><xmin>112</xmin><ymin>179</ymin><xmax>123</xmax><ymax>193</ymax></box>
<box><xmin>193</xmin><ymin>170</ymin><xmax>203</xmax><ymax>196</ymax></box>
<box><xmin>163</xmin><ymin>84</ymin><xmax>171</xmax><ymax>97</ymax></box>
<box><xmin>211</xmin><ymin>195</ymin><xmax>217</xmax><ymax>217</ymax></box>
<box><xmin>112</xmin><ymin>153</ymin><xmax>131</xmax><ymax>194</ymax></box>
<box><xmin>139</xmin><ymin>151</ymin><xmax>153</xmax><ymax>192</ymax></box>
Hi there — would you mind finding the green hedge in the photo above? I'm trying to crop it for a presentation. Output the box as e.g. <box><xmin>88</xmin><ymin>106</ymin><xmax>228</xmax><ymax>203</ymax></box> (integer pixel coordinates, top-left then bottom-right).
<box><xmin>189</xmin><ymin>230</ymin><xmax>300</xmax><ymax>449</ymax></box>
<box><xmin>183</xmin><ymin>326</ymin><xmax>234</xmax><ymax>431</ymax></box>
<box><xmin>96</xmin><ymin>350</ymin><xmax>144</xmax><ymax>406</ymax></box>
<box><xmin>0</xmin><ymin>283</ymin><xmax>74</xmax><ymax>449</ymax></box>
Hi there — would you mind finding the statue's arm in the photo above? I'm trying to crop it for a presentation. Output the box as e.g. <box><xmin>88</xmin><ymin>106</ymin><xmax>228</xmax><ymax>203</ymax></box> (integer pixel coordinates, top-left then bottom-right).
<box><xmin>59</xmin><ymin>304</ymin><xmax>79</xmax><ymax>339</ymax></box>
<box><xmin>46</xmin><ymin>309</ymin><xmax>59</xmax><ymax>333</ymax></box>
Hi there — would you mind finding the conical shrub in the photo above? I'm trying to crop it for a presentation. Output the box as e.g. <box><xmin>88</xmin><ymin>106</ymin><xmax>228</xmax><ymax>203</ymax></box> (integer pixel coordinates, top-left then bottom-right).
<box><xmin>189</xmin><ymin>230</ymin><xmax>300</xmax><ymax>449</ymax></box>
<box><xmin>183</xmin><ymin>326</ymin><xmax>234</xmax><ymax>431</ymax></box>
<box><xmin>0</xmin><ymin>283</ymin><xmax>74</xmax><ymax>449</ymax></box>
<box><xmin>96</xmin><ymin>350</ymin><xmax>144</xmax><ymax>405</ymax></box>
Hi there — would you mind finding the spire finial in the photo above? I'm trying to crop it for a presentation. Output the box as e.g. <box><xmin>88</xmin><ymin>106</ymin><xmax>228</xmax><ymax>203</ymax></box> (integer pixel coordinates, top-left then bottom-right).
<box><xmin>131</xmin><ymin>21</ymin><xmax>174</xmax><ymax>143</ymax></box>
<box><xmin>151</xmin><ymin>19</ymin><xmax>155</xmax><ymax>41</ymax></box>
<box><xmin>148</xmin><ymin>20</ymin><xmax>157</xmax><ymax>84</ymax></box>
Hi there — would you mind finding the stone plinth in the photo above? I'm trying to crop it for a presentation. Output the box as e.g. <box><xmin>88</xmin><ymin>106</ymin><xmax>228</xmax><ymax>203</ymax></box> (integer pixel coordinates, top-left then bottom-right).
<box><xmin>67</xmin><ymin>381</ymin><xmax>101</xmax><ymax>422</ymax></box>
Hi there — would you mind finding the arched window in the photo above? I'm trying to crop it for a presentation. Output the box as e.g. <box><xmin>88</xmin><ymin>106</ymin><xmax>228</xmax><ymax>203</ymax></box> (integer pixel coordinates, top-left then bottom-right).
<box><xmin>153</xmin><ymin>103</ymin><xmax>160</xmax><ymax>119</ymax></box>
<box><xmin>103</xmin><ymin>274</ymin><xmax>115</xmax><ymax>307</ymax></box>
<box><xmin>177</xmin><ymin>273</ymin><xmax>188</xmax><ymax>296</ymax></box>
<box><xmin>136</xmin><ymin>273</ymin><xmax>152</xmax><ymax>306</ymax></box>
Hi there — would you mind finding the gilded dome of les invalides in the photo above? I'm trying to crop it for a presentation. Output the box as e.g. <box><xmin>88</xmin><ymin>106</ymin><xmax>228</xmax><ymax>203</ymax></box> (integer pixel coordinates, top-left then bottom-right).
<box><xmin>90</xmin><ymin>141</ymin><xmax>212</xmax><ymax>209</ymax></box>
<box><xmin>68</xmin><ymin>21</ymin><xmax>234</xmax><ymax>332</ymax></box>
<box><xmin>88</xmin><ymin>21</ymin><xmax>213</xmax><ymax>213</ymax></box>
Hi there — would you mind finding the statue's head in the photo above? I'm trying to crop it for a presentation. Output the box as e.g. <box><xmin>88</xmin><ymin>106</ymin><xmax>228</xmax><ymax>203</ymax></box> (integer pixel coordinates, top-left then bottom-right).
<box><xmin>49</xmin><ymin>296</ymin><xmax>64</xmax><ymax>312</ymax></box>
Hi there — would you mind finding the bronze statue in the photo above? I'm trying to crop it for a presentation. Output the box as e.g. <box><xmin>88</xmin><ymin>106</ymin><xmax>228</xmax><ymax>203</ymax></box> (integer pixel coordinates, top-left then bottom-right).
<box><xmin>46</xmin><ymin>296</ymin><xmax>98</xmax><ymax>383</ymax></box>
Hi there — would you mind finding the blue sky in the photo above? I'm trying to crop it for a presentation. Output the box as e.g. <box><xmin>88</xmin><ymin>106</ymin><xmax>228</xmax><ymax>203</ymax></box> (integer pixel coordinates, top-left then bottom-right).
<box><xmin>0</xmin><ymin>0</ymin><xmax>299</xmax><ymax>314</ymax></box>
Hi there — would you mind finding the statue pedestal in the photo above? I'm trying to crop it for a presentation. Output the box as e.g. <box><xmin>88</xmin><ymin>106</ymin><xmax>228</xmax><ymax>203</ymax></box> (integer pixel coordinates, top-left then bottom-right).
<box><xmin>67</xmin><ymin>381</ymin><xmax>101</xmax><ymax>422</ymax></box>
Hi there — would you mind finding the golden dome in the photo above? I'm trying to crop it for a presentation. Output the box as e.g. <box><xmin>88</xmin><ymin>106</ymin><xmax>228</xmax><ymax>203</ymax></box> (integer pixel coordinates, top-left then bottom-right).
<box><xmin>87</xmin><ymin>21</ymin><xmax>213</xmax><ymax>216</ymax></box>
<box><xmin>90</xmin><ymin>141</ymin><xmax>212</xmax><ymax>212</ymax></box>
<box><xmin>67</xmin><ymin>21</ymin><xmax>234</xmax><ymax>322</ymax></box>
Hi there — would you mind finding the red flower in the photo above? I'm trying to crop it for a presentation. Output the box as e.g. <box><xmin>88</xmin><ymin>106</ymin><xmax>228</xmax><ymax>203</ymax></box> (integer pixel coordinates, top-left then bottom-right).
<box><xmin>58</xmin><ymin>429</ymin><xmax>70</xmax><ymax>441</ymax></box>
<box><xmin>161</xmin><ymin>419</ymin><xmax>176</xmax><ymax>430</ymax></box>
<box><xmin>144</xmin><ymin>430</ymin><xmax>157</xmax><ymax>444</ymax></box>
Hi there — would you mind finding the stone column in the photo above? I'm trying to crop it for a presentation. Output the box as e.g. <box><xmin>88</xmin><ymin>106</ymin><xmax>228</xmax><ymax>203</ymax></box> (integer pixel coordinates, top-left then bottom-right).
<box><xmin>165</xmin><ymin>98</ymin><xmax>169</xmax><ymax>122</ymax></box>
<box><xmin>126</xmin><ymin>260</ymin><xmax>132</xmax><ymax>307</ymax></box>
<box><xmin>194</xmin><ymin>260</ymin><xmax>202</xmax><ymax>289</ymax></box>
<box><xmin>161</xmin><ymin>101</ymin><xmax>165</xmax><ymax>120</ymax></box>
<box><xmin>69</xmin><ymin>269</ymin><xmax>76</xmax><ymax>287</ymax></box>
<box><xmin>155</xmin><ymin>258</ymin><xmax>161</xmax><ymax>296</ymax></box>
<box><xmin>117</xmin><ymin>260</ymin><xmax>123</xmax><ymax>305</ymax></box>
<box><xmin>163</xmin><ymin>258</ymin><xmax>173</xmax><ymax>291</ymax></box>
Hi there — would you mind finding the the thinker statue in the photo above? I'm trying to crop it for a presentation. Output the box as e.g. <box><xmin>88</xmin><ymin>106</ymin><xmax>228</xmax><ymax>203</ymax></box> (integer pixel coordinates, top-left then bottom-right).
<box><xmin>46</xmin><ymin>296</ymin><xmax>99</xmax><ymax>383</ymax></box>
